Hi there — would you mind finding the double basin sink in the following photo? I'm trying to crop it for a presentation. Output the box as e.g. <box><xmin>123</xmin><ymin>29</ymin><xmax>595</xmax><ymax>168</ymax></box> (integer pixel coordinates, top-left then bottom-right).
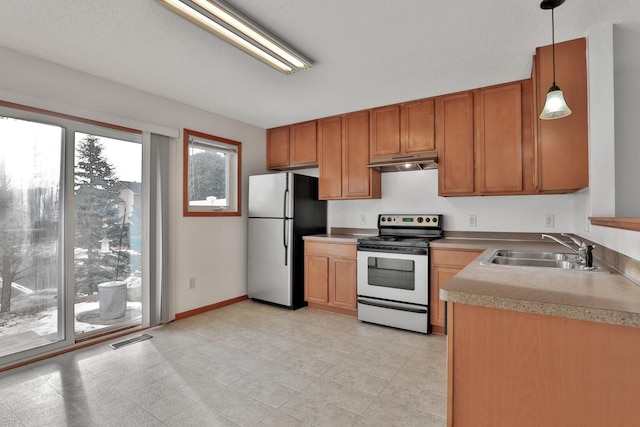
<box><xmin>482</xmin><ymin>250</ymin><xmax>602</xmax><ymax>271</ymax></box>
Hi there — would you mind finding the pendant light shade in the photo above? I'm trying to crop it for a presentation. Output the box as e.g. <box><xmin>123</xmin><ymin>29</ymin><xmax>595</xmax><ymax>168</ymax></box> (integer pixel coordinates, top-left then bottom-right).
<box><xmin>539</xmin><ymin>0</ymin><xmax>572</xmax><ymax>120</ymax></box>
<box><xmin>540</xmin><ymin>84</ymin><xmax>572</xmax><ymax>119</ymax></box>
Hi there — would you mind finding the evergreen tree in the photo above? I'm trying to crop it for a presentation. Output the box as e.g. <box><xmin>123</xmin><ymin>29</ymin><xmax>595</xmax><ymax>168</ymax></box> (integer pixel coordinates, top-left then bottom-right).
<box><xmin>74</xmin><ymin>135</ymin><xmax>127</xmax><ymax>295</ymax></box>
<box><xmin>189</xmin><ymin>150</ymin><xmax>227</xmax><ymax>201</ymax></box>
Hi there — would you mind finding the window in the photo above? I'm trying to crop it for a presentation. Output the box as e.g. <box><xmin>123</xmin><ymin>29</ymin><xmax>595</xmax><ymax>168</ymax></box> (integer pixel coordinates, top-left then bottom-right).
<box><xmin>183</xmin><ymin>129</ymin><xmax>241</xmax><ymax>216</ymax></box>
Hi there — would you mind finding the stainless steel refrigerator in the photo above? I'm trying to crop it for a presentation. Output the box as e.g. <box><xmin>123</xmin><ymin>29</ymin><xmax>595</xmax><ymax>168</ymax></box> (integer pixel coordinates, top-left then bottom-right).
<box><xmin>248</xmin><ymin>172</ymin><xmax>327</xmax><ymax>309</ymax></box>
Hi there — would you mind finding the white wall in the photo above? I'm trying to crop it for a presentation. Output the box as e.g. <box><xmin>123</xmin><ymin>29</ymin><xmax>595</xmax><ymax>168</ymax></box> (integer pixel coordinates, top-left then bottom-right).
<box><xmin>613</xmin><ymin>23</ymin><xmax>640</xmax><ymax>217</ymax></box>
<box><xmin>328</xmin><ymin>170</ymin><xmax>574</xmax><ymax>232</ymax></box>
<box><xmin>0</xmin><ymin>45</ymin><xmax>268</xmax><ymax>316</ymax></box>
<box><xmin>571</xmin><ymin>24</ymin><xmax>640</xmax><ymax>261</ymax></box>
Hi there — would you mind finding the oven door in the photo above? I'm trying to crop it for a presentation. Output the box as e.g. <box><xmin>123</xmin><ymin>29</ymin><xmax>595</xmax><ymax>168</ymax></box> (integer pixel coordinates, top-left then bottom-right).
<box><xmin>356</xmin><ymin>250</ymin><xmax>428</xmax><ymax>306</ymax></box>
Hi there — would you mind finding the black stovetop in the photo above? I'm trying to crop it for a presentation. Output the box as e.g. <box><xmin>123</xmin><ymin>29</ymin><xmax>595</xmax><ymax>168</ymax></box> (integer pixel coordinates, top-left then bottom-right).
<box><xmin>357</xmin><ymin>214</ymin><xmax>443</xmax><ymax>250</ymax></box>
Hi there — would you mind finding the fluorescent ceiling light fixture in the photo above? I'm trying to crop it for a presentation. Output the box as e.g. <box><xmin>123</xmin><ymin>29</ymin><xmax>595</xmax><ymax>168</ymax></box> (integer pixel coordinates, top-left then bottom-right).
<box><xmin>157</xmin><ymin>0</ymin><xmax>312</xmax><ymax>74</ymax></box>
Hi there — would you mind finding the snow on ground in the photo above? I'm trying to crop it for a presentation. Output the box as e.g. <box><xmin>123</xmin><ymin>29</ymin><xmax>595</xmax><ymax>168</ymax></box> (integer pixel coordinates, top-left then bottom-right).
<box><xmin>0</xmin><ymin>290</ymin><xmax>141</xmax><ymax>338</ymax></box>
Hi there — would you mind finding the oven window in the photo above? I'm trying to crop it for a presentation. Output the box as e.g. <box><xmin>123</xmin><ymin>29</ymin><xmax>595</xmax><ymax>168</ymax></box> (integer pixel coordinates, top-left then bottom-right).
<box><xmin>367</xmin><ymin>256</ymin><xmax>415</xmax><ymax>290</ymax></box>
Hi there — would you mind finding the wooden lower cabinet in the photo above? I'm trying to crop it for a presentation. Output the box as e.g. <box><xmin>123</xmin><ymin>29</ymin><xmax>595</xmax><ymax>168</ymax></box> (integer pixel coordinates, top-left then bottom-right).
<box><xmin>447</xmin><ymin>303</ymin><xmax>640</xmax><ymax>427</ymax></box>
<box><xmin>304</xmin><ymin>241</ymin><xmax>357</xmax><ymax>317</ymax></box>
<box><xmin>430</xmin><ymin>248</ymin><xmax>483</xmax><ymax>335</ymax></box>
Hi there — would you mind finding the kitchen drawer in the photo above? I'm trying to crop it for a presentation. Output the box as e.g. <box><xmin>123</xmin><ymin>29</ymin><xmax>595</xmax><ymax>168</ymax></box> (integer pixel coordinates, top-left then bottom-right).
<box><xmin>431</xmin><ymin>248</ymin><xmax>483</xmax><ymax>267</ymax></box>
<box><xmin>305</xmin><ymin>241</ymin><xmax>356</xmax><ymax>258</ymax></box>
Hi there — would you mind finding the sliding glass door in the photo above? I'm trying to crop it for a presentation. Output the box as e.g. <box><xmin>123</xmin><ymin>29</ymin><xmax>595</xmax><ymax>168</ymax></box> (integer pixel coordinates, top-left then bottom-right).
<box><xmin>73</xmin><ymin>131</ymin><xmax>143</xmax><ymax>338</ymax></box>
<box><xmin>0</xmin><ymin>105</ymin><xmax>154</xmax><ymax>367</ymax></box>
<box><xmin>0</xmin><ymin>116</ymin><xmax>66</xmax><ymax>358</ymax></box>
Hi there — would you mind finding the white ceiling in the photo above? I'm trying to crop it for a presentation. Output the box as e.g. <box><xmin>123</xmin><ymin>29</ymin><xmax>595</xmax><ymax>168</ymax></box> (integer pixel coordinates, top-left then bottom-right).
<box><xmin>1</xmin><ymin>0</ymin><xmax>639</xmax><ymax>129</ymax></box>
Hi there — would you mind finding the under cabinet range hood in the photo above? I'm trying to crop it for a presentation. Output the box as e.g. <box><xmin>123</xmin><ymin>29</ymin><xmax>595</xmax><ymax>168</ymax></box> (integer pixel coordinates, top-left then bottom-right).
<box><xmin>367</xmin><ymin>152</ymin><xmax>438</xmax><ymax>172</ymax></box>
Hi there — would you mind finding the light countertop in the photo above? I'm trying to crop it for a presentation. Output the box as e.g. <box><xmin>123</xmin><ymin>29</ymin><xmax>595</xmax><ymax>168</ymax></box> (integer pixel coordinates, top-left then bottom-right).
<box><xmin>435</xmin><ymin>238</ymin><xmax>640</xmax><ymax>328</ymax></box>
<box><xmin>303</xmin><ymin>234</ymin><xmax>366</xmax><ymax>244</ymax></box>
<box><xmin>303</xmin><ymin>228</ymin><xmax>376</xmax><ymax>244</ymax></box>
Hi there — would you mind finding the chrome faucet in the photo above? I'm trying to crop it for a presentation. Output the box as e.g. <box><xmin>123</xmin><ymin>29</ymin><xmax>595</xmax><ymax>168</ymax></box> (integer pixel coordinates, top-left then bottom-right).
<box><xmin>541</xmin><ymin>233</ymin><xmax>596</xmax><ymax>269</ymax></box>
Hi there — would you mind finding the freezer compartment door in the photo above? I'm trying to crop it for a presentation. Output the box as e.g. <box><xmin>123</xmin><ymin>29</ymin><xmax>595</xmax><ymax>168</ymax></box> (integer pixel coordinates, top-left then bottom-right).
<box><xmin>248</xmin><ymin>173</ymin><xmax>293</xmax><ymax>218</ymax></box>
<box><xmin>248</xmin><ymin>218</ymin><xmax>293</xmax><ymax>307</ymax></box>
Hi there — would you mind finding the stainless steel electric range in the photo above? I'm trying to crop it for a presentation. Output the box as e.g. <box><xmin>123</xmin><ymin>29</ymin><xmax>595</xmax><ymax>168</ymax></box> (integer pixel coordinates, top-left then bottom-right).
<box><xmin>356</xmin><ymin>214</ymin><xmax>443</xmax><ymax>334</ymax></box>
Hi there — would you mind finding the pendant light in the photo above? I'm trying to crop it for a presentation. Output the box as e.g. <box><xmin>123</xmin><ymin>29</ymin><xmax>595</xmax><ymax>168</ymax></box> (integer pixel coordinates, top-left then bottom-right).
<box><xmin>539</xmin><ymin>0</ymin><xmax>572</xmax><ymax>120</ymax></box>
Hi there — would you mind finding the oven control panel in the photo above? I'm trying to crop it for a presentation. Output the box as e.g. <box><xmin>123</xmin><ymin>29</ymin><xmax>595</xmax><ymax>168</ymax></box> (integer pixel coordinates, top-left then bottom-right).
<box><xmin>378</xmin><ymin>214</ymin><xmax>442</xmax><ymax>228</ymax></box>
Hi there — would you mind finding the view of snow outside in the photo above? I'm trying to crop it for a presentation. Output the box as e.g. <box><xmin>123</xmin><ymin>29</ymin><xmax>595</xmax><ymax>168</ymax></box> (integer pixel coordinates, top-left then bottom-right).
<box><xmin>0</xmin><ymin>117</ymin><xmax>142</xmax><ymax>354</ymax></box>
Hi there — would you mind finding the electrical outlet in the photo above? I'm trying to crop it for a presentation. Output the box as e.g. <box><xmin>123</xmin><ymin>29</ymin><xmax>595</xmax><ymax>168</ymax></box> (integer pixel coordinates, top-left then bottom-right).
<box><xmin>585</xmin><ymin>215</ymin><xmax>591</xmax><ymax>232</ymax></box>
<box><xmin>359</xmin><ymin>214</ymin><xmax>367</xmax><ymax>225</ymax></box>
<box><xmin>189</xmin><ymin>277</ymin><xmax>196</xmax><ymax>290</ymax></box>
<box><xmin>544</xmin><ymin>214</ymin><xmax>555</xmax><ymax>228</ymax></box>
<box><xmin>468</xmin><ymin>214</ymin><xmax>477</xmax><ymax>227</ymax></box>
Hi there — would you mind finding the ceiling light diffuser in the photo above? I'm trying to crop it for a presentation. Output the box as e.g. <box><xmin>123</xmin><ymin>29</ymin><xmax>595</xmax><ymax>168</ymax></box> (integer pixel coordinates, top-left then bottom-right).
<box><xmin>157</xmin><ymin>0</ymin><xmax>312</xmax><ymax>74</ymax></box>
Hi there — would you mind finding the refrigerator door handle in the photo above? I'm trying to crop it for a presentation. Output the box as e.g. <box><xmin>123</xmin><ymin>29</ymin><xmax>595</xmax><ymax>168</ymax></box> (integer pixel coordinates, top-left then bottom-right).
<box><xmin>283</xmin><ymin>184</ymin><xmax>290</xmax><ymax>266</ymax></box>
<box><xmin>283</xmin><ymin>187</ymin><xmax>290</xmax><ymax>218</ymax></box>
<box><xmin>283</xmin><ymin>218</ymin><xmax>289</xmax><ymax>266</ymax></box>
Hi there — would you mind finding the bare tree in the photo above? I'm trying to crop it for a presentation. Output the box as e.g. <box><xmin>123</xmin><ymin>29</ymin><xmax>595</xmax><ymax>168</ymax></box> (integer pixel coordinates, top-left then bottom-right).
<box><xmin>0</xmin><ymin>162</ymin><xmax>27</xmax><ymax>313</ymax></box>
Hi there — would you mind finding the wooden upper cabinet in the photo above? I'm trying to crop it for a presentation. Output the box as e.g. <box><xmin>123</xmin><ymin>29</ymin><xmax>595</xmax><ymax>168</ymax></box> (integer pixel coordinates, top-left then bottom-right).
<box><xmin>437</xmin><ymin>81</ymin><xmax>535</xmax><ymax>197</ymax></box>
<box><xmin>475</xmin><ymin>82</ymin><xmax>523</xmax><ymax>194</ymax></box>
<box><xmin>437</xmin><ymin>91</ymin><xmax>475</xmax><ymax>196</ymax></box>
<box><xmin>369</xmin><ymin>98</ymin><xmax>436</xmax><ymax>160</ymax></box>
<box><xmin>317</xmin><ymin>116</ymin><xmax>343</xmax><ymax>200</ymax></box>
<box><xmin>521</xmin><ymin>79</ymin><xmax>537</xmax><ymax>194</ymax></box>
<box><xmin>318</xmin><ymin>112</ymin><xmax>381</xmax><ymax>200</ymax></box>
<box><xmin>535</xmin><ymin>37</ymin><xmax>588</xmax><ymax>193</ymax></box>
<box><xmin>270</xmin><ymin>38</ymin><xmax>586</xmax><ymax>197</ymax></box>
<box><xmin>370</xmin><ymin>104</ymin><xmax>401</xmax><ymax>158</ymax></box>
<box><xmin>290</xmin><ymin>121</ymin><xmax>317</xmax><ymax>166</ymax></box>
<box><xmin>266</xmin><ymin>126</ymin><xmax>290</xmax><ymax>169</ymax></box>
<box><xmin>402</xmin><ymin>98</ymin><xmax>436</xmax><ymax>153</ymax></box>
<box><xmin>266</xmin><ymin>120</ymin><xmax>317</xmax><ymax>170</ymax></box>
<box><xmin>344</xmin><ymin>111</ymin><xmax>381</xmax><ymax>199</ymax></box>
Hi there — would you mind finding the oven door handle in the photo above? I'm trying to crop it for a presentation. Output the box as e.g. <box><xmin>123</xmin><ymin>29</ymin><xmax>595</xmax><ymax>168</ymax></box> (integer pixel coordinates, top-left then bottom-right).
<box><xmin>356</xmin><ymin>246</ymin><xmax>427</xmax><ymax>255</ymax></box>
<box><xmin>357</xmin><ymin>298</ymin><xmax>427</xmax><ymax>314</ymax></box>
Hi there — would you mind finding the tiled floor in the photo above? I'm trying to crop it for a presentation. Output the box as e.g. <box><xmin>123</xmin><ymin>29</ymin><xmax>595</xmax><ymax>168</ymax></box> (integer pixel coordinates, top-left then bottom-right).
<box><xmin>0</xmin><ymin>300</ymin><xmax>447</xmax><ymax>426</ymax></box>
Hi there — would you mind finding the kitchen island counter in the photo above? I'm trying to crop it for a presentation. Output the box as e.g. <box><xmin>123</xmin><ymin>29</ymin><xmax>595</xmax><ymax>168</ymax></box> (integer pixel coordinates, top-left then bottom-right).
<box><xmin>434</xmin><ymin>238</ymin><xmax>640</xmax><ymax>328</ymax></box>
<box><xmin>440</xmin><ymin>236</ymin><xmax>640</xmax><ymax>427</ymax></box>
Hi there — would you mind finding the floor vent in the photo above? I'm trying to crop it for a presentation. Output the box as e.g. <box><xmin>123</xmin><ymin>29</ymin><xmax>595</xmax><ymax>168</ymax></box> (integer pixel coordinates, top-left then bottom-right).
<box><xmin>108</xmin><ymin>333</ymin><xmax>152</xmax><ymax>350</ymax></box>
